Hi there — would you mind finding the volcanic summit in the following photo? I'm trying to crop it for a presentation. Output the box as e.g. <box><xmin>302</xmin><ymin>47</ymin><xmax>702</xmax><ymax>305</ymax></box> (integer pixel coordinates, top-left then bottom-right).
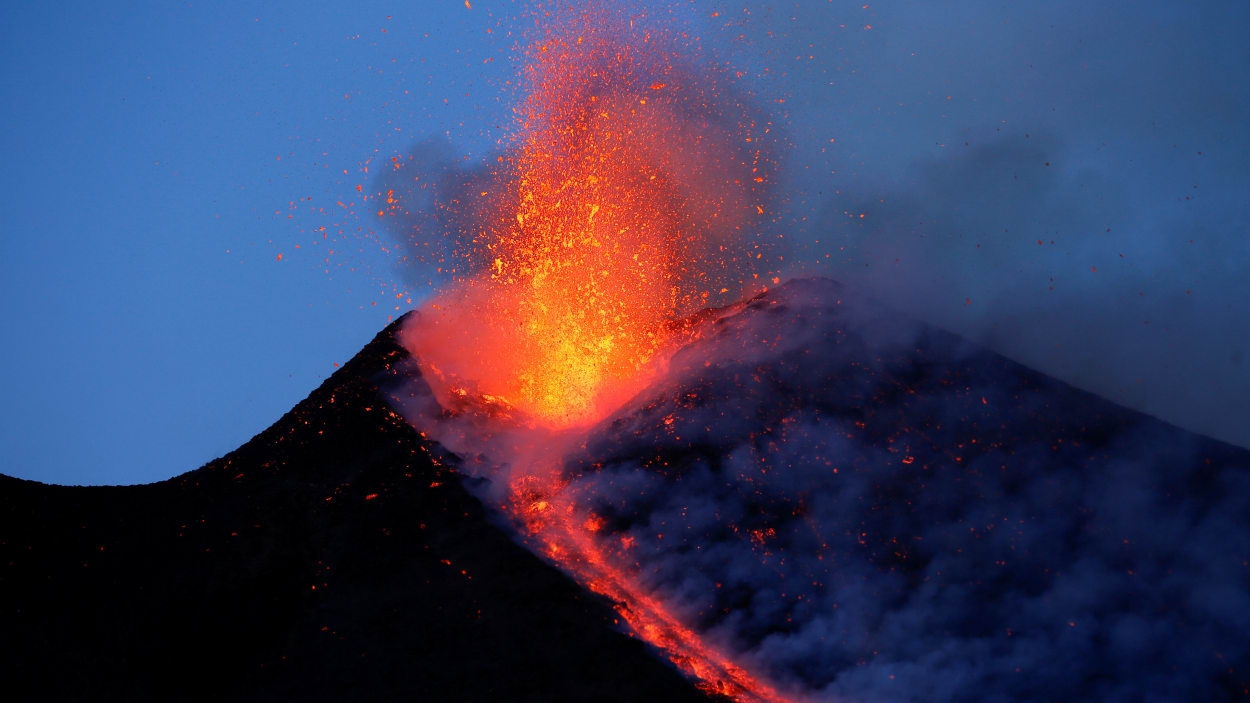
<box><xmin>3</xmin><ymin>277</ymin><xmax>1248</xmax><ymax>702</ymax></box>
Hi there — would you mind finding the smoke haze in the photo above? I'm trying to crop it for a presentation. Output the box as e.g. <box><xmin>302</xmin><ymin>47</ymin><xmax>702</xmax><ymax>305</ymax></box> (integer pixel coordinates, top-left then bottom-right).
<box><xmin>390</xmin><ymin>278</ymin><xmax>1250</xmax><ymax>700</ymax></box>
<box><xmin>748</xmin><ymin>0</ymin><xmax>1250</xmax><ymax>448</ymax></box>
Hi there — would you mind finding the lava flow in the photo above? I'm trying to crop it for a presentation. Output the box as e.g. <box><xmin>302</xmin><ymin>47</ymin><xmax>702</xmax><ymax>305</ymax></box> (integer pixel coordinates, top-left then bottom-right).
<box><xmin>395</xmin><ymin>4</ymin><xmax>788</xmax><ymax>701</ymax></box>
<box><xmin>502</xmin><ymin>453</ymin><xmax>795</xmax><ymax>703</ymax></box>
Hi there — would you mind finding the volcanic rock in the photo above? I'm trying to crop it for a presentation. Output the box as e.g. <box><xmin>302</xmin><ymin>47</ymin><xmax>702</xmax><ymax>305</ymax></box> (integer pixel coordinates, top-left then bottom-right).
<box><xmin>0</xmin><ymin>317</ymin><xmax>716</xmax><ymax>702</ymax></box>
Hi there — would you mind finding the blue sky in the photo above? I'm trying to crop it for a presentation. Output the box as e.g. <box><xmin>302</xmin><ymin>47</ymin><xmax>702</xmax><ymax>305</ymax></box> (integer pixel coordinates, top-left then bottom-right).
<box><xmin>1</xmin><ymin>1</ymin><xmax>514</xmax><ymax>484</ymax></box>
<box><xmin>2</xmin><ymin>1</ymin><xmax>1247</xmax><ymax>485</ymax></box>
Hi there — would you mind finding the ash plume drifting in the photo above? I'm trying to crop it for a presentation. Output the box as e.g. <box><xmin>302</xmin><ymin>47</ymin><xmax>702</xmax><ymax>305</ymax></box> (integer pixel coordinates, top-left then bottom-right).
<box><xmin>768</xmin><ymin>1</ymin><xmax>1250</xmax><ymax>450</ymax></box>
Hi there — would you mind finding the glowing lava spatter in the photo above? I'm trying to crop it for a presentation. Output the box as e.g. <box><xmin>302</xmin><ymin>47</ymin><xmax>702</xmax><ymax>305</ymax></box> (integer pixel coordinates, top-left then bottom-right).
<box><xmin>398</xmin><ymin>4</ymin><xmax>789</xmax><ymax>700</ymax></box>
<box><xmin>406</xmin><ymin>3</ymin><xmax>777</xmax><ymax>428</ymax></box>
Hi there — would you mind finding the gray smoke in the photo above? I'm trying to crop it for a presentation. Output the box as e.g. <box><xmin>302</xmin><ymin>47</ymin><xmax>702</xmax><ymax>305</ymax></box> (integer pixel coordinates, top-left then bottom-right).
<box><xmin>548</xmin><ymin>278</ymin><xmax>1250</xmax><ymax>701</ymax></box>
<box><xmin>740</xmin><ymin>0</ymin><xmax>1250</xmax><ymax>448</ymax></box>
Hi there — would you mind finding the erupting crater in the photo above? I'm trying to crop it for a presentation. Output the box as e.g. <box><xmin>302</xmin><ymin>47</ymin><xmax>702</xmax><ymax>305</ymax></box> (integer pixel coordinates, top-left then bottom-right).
<box><xmin>401</xmin><ymin>3</ymin><xmax>778</xmax><ymax>429</ymax></box>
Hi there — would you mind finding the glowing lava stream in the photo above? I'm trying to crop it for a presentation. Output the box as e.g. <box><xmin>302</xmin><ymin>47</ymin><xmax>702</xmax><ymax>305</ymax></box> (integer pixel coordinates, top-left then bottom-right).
<box><xmin>397</xmin><ymin>4</ymin><xmax>789</xmax><ymax>700</ymax></box>
<box><xmin>509</xmin><ymin>459</ymin><xmax>795</xmax><ymax>703</ymax></box>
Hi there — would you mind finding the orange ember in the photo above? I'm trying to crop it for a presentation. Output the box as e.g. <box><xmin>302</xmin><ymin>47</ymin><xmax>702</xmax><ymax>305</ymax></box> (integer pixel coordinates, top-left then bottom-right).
<box><xmin>405</xmin><ymin>5</ymin><xmax>776</xmax><ymax>428</ymax></box>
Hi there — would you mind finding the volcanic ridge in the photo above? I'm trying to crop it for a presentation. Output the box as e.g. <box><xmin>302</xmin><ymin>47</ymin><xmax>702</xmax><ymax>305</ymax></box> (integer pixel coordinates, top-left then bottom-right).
<box><xmin>3</xmin><ymin>277</ymin><xmax>1248</xmax><ymax>702</ymax></box>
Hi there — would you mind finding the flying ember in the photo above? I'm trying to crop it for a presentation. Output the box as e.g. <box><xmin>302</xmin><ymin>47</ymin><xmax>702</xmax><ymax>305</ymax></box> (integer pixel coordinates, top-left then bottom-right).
<box><xmin>402</xmin><ymin>2</ymin><xmax>779</xmax><ymax>428</ymax></box>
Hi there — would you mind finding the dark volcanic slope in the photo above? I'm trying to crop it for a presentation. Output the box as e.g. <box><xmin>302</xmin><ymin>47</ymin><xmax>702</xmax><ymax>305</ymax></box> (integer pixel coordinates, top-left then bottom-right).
<box><xmin>0</xmin><ymin>318</ymin><xmax>713</xmax><ymax>703</ymax></box>
<box><xmin>546</xmin><ymin>277</ymin><xmax>1250</xmax><ymax>701</ymax></box>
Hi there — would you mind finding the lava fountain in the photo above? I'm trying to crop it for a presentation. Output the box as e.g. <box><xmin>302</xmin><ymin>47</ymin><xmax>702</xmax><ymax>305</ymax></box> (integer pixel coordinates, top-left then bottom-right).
<box><xmin>393</xmin><ymin>4</ymin><xmax>790</xmax><ymax>701</ymax></box>
<box><xmin>402</xmin><ymin>3</ymin><xmax>779</xmax><ymax>428</ymax></box>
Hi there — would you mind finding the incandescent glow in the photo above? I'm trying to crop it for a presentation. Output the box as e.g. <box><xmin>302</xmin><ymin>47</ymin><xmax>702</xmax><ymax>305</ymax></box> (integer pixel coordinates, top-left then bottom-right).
<box><xmin>395</xmin><ymin>3</ymin><xmax>789</xmax><ymax>700</ymax></box>
<box><xmin>403</xmin><ymin>3</ymin><xmax>777</xmax><ymax>428</ymax></box>
<box><xmin>507</xmin><ymin>458</ymin><xmax>794</xmax><ymax>703</ymax></box>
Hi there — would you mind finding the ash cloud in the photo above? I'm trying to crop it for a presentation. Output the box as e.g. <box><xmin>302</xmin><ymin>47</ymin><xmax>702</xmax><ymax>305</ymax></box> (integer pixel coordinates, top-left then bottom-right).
<box><xmin>752</xmin><ymin>0</ymin><xmax>1250</xmax><ymax>448</ymax></box>
<box><xmin>553</xmin><ymin>278</ymin><xmax>1250</xmax><ymax>701</ymax></box>
<box><xmin>371</xmin><ymin>137</ymin><xmax>501</xmax><ymax>291</ymax></box>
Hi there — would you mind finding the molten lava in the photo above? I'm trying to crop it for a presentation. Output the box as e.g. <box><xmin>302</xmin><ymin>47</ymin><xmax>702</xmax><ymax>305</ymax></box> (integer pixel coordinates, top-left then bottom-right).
<box><xmin>397</xmin><ymin>4</ymin><xmax>788</xmax><ymax>701</ymax></box>
<box><xmin>508</xmin><ymin>459</ymin><xmax>794</xmax><ymax>703</ymax></box>
<box><xmin>404</xmin><ymin>4</ymin><xmax>776</xmax><ymax>428</ymax></box>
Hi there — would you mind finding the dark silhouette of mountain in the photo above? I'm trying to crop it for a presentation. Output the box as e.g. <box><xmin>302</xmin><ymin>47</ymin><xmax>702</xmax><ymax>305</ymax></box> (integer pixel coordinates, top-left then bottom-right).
<box><xmin>0</xmin><ymin>317</ymin><xmax>716</xmax><ymax>702</ymax></box>
<box><xmin>3</xmin><ymin>277</ymin><xmax>1247</xmax><ymax>702</ymax></box>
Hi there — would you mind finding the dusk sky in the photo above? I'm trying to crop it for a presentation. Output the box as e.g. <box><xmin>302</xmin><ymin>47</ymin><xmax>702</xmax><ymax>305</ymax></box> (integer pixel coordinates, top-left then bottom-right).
<box><xmin>3</xmin><ymin>0</ymin><xmax>1247</xmax><ymax>486</ymax></box>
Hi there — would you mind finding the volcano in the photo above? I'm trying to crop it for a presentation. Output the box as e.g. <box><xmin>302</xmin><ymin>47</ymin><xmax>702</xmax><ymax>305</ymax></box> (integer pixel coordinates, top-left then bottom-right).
<box><xmin>0</xmin><ymin>315</ymin><xmax>716</xmax><ymax>702</ymax></box>
<box><xmin>3</xmin><ymin>277</ymin><xmax>1248</xmax><ymax>702</ymax></box>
